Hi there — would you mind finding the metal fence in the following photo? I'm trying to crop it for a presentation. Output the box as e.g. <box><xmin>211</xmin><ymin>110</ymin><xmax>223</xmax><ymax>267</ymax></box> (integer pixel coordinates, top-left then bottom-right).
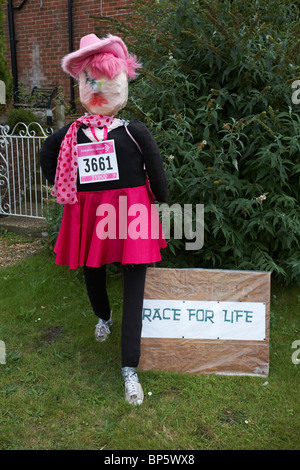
<box><xmin>0</xmin><ymin>122</ymin><xmax>52</xmax><ymax>219</ymax></box>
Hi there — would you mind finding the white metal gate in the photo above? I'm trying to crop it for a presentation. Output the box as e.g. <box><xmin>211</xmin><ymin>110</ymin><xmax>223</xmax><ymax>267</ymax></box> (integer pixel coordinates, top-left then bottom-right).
<box><xmin>0</xmin><ymin>122</ymin><xmax>52</xmax><ymax>219</ymax></box>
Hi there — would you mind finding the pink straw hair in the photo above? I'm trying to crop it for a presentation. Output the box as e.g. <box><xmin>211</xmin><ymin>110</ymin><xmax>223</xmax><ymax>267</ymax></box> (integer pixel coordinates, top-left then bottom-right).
<box><xmin>70</xmin><ymin>52</ymin><xmax>142</xmax><ymax>80</ymax></box>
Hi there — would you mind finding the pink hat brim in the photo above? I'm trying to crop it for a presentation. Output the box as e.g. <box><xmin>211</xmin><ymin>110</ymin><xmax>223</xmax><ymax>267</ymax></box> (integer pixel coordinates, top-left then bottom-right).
<box><xmin>62</xmin><ymin>34</ymin><xmax>130</xmax><ymax>78</ymax></box>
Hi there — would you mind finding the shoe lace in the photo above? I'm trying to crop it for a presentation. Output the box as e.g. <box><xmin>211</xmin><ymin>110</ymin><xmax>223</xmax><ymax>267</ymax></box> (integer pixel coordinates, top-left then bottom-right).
<box><xmin>95</xmin><ymin>321</ymin><xmax>109</xmax><ymax>337</ymax></box>
<box><xmin>126</xmin><ymin>379</ymin><xmax>138</xmax><ymax>398</ymax></box>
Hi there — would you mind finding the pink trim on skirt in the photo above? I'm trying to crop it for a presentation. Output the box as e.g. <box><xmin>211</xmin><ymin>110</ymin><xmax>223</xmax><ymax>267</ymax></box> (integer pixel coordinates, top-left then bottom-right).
<box><xmin>54</xmin><ymin>185</ymin><xmax>167</xmax><ymax>269</ymax></box>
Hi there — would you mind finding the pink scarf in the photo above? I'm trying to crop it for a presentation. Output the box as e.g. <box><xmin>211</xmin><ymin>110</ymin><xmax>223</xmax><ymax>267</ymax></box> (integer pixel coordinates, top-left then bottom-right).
<box><xmin>52</xmin><ymin>114</ymin><xmax>115</xmax><ymax>204</ymax></box>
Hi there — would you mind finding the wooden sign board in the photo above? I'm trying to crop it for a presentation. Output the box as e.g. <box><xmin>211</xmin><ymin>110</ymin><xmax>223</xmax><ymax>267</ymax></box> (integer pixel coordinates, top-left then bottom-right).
<box><xmin>139</xmin><ymin>268</ymin><xmax>270</xmax><ymax>376</ymax></box>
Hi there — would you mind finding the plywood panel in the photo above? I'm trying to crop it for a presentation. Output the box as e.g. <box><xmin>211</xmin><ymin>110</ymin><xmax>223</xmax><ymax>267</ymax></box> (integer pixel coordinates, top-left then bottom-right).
<box><xmin>139</xmin><ymin>268</ymin><xmax>270</xmax><ymax>376</ymax></box>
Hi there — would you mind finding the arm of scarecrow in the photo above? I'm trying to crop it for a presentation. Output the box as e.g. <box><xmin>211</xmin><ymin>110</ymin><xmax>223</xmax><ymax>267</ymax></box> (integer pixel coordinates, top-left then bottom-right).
<box><xmin>40</xmin><ymin>123</ymin><xmax>72</xmax><ymax>185</ymax></box>
<box><xmin>127</xmin><ymin>121</ymin><xmax>168</xmax><ymax>202</ymax></box>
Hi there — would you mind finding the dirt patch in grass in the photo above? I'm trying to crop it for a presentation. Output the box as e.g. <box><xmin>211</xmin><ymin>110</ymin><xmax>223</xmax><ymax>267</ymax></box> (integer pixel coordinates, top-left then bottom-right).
<box><xmin>40</xmin><ymin>326</ymin><xmax>64</xmax><ymax>344</ymax></box>
<box><xmin>0</xmin><ymin>230</ymin><xmax>43</xmax><ymax>267</ymax></box>
<box><xmin>218</xmin><ymin>409</ymin><xmax>249</xmax><ymax>425</ymax></box>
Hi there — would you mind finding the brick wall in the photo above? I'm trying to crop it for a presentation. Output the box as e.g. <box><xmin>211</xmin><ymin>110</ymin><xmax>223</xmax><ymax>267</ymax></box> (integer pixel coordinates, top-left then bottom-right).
<box><xmin>3</xmin><ymin>0</ymin><xmax>133</xmax><ymax>117</ymax></box>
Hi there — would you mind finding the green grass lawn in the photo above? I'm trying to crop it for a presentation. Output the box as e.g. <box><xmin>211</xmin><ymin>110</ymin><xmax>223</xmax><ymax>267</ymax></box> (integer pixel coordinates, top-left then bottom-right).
<box><xmin>0</xmin><ymin>236</ymin><xmax>299</xmax><ymax>450</ymax></box>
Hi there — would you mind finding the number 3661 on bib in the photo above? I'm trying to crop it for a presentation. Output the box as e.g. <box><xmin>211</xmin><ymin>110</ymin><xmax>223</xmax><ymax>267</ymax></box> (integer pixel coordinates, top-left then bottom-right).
<box><xmin>77</xmin><ymin>140</ymin><xmax>119</xmax><ymax>184</ymax></box>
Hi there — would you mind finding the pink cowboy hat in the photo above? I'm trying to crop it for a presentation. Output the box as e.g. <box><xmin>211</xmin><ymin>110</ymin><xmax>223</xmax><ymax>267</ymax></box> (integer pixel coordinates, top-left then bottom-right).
<box><xmin>62</xmin><ymin>33</ymin><xmax>138</xmax><ymax>78</ymax></box>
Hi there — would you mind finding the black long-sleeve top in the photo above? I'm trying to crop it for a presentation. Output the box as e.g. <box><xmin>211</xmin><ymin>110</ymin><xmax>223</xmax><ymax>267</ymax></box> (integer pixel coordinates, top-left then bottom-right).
<box><xmin>40</xmin><ymin>120</ymin><xmax>168</xmax><ymax>202</ymax></box>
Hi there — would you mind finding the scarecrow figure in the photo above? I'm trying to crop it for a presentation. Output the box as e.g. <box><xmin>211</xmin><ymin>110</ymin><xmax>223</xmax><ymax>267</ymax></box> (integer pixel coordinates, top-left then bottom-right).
<box><xmin>40</xmin><ymin>34</ymin><xmax>168</xmax><ymax>405</ymax></box>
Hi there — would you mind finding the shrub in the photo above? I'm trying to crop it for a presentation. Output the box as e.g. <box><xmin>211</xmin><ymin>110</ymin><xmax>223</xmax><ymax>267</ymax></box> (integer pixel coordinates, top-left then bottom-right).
<box><xmin>97</xmin><ymin>0</ymin><xmax>300</xmax><ymax>284</ymax></box>
<box><xmin>6</xmin><ymin>108</ymin><xmax>43</xmax><ymax>135</ymax></box>
<box><xmin>42</xmin><ymin>195</ymin><xmax>63</xmax><ymax>249</ymax></box>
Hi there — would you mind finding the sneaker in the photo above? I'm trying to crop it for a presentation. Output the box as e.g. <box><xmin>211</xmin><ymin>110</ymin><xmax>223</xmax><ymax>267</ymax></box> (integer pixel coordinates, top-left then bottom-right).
<box><xmin>122</xmin><ymin>367</ymin><xmax>144</xmax><ymax>406</ymax></box>
<box><xmin>94</xmin><ymin>312</ymin><xmax>112</xmax><ymax>342</ymax></box>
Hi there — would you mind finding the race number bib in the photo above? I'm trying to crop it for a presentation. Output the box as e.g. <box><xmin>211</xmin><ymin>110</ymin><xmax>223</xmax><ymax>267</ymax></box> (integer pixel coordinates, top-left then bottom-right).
<box><xmin>77</xmin><ymin>140</ymin><xmax>119</xmax><ymax>184</ymax></box>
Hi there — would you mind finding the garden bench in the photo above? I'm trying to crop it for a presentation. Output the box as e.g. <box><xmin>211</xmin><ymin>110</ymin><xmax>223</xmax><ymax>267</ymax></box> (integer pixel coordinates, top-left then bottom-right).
<box><xmin>14</xmin><ymin>85</ymin><xmax>56</xmax><ymax>109</ymax></box>
<box><xmin>30</xmin><ymin>86</ymin><xmax>57</xmax><ymax>109</ymax></box>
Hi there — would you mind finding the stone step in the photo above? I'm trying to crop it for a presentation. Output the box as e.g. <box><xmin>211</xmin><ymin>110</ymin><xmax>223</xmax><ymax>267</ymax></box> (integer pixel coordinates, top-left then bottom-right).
<box><xmin>0</xmin><ymin>214</ymin><xmax>48</xmax><ymax>238</ymax></box>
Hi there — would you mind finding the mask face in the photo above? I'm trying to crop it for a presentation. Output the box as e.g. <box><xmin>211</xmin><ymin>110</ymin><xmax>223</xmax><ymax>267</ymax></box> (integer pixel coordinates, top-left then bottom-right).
<box><xmin>79</xmin><ymin>68</ymin><xmax>128</xmax><ymax>116</ymax></box>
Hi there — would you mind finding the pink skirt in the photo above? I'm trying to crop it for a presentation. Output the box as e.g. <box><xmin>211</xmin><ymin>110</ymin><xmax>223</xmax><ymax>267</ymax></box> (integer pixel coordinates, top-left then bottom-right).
<box><xmin>54</xmin><ymin>185</ymin><xmax>167</xmax><ymax>269</ymax></box>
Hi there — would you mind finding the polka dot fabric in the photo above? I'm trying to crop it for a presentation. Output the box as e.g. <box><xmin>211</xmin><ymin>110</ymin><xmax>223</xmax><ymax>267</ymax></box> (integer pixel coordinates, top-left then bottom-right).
<box><xmin>51</xmin><ymin>114</ymin><xmax>115</xmax><ymax>204</ymax></box>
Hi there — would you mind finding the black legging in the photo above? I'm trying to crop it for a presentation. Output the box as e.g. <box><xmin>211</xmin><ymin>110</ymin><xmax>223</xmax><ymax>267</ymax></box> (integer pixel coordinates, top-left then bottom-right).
<box><xmin>83</xmin><ymin>263</ymin><xmax>147</xmax><ymax>368</ymax></box>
